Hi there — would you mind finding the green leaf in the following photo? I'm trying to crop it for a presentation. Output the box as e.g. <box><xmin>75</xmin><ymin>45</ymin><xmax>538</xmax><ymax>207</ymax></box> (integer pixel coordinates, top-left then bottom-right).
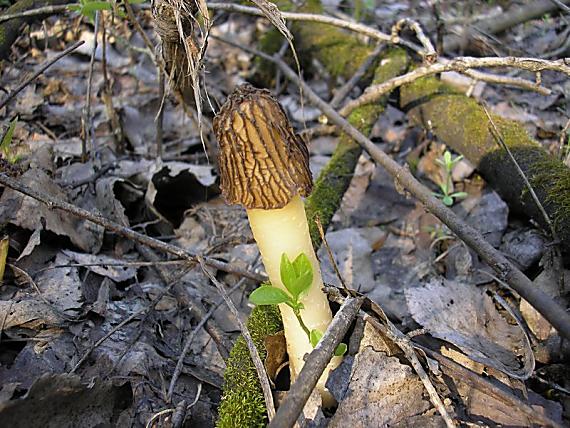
<box><xmin>249</xmin><ymin>286</ymin><xmax>292</xmax><ymax>306</ymax></box>
<box><xmin>310</xmin><ymin>329</ymin><xmax>322</xmax><ymax>348</ymax></box>
<box><xmin>311</xmin><ymin>329</ymin><xmax>347</xmax><ymax>356</ymax></box>
<box><xmin>280</xmin><ymin>252</ymin><xmax>314</xmax><ymax>300</ymax></box>
<box><xmin>280</xmin><ymin>253</ymin><xmax>296</xmax><ymax>293</ymax></box>
<box><xmin>291</xmin><ymin>253</ymin><xmax>313</xmax><ymax>297</ymax></box>
<box><xmin>1</xmin><ymin>118</ymin><xmax>17</xmax><ymax>154</ymax></box>
<box><xmin>451</xmin><ymin>154</ymin><xmax>464</xmax><ymax>165</ymax></box>
<box><xmin>442</xmin><ymin>195</ymin><xmax>453</xmax><ymax>206</ymax></box>
<box><xmin>450</xmin><ymin>191</ymin><xmax>468</xmax><ymax>200</ymax></box>
<box><xmin>334</xmin><ymin>343</ymin><xmax>347</xmax><ymax>357</ymax></box>
<box><xmin>443</xmin><ymin>151</ymin><xmax>452</xmax><ymax>167</ymax></box>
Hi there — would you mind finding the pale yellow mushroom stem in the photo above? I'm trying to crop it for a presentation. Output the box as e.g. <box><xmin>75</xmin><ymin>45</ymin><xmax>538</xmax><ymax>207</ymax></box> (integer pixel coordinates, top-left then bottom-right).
<box><xmin>248</xmin><ymin>194</ymin><xmax>341</xmax><ymax>404</ymax></box>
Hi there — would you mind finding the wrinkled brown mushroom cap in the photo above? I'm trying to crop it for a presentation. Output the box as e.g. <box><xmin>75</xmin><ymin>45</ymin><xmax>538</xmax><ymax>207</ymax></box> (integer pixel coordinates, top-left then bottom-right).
<box><xmin>213</xmin><ymin>84</ymin><xmax>313</xmax><ymax>210</ymax></box>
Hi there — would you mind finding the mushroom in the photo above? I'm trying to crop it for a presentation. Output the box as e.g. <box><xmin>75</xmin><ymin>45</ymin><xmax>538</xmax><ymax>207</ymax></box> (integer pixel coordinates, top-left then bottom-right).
<box><xmin>214</xmin><ymin>84</ymin><xmax>340</xmax><ymax>402</ymax></box>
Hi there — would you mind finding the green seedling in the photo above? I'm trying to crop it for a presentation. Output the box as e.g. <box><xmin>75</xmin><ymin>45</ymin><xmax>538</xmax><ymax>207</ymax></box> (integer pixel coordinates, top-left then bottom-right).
<box><xmin>249</xmin><ymin>252</ymin><xmax>347</xmax><ymax>357</ymax></box>
<box><xmin>68</xmin><ymin>0</ymin><xmax>113</xmax><ymax>22</ymax></box>
<box><xmin>433</xmin><ymin>150</ymin><xmax>468</xmax><ymax>206</ymax></box>
<box><xmin>68</xmin><ymin>0</ymin><xmax>145</xmax><ymax>23</ymax></box>
<box><xmin>0</xmin><ymin>117</ymin><xmax>20</xmax><ymax>163</ymax></box>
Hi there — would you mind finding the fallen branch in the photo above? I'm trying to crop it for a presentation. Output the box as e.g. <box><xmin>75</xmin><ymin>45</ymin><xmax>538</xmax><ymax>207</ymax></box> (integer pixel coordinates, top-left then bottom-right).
<box><xmin>0</xmin><ymin>173</ymin><xmax>265</xmax><ymax>282</ymax></box>
<box><xmin>0</xmin><ymin>40</ymin><xmax>84</xmax><ymax>110</ymax></box>
<box><xmin>443</xmin><ymin>0</ymin><xmax>570</xmax><ymax>53</ymax></box>
<box><xmin>399</xmin><ymin>65</ymin><xmax>570</xmax><ymax>253</ymax></box>
<box><xmin>0</xmin><ymin>4</ymin><xmax>69</xmax><ymax>23</ymax></box>
<box><xmin>270</xmin><ymin>55</ymin><xmax>570</xmax><ymax>340</ymax></box>
<box><xmin>268</xmin><ymin>296</ymin><xmax>363</xmax><ymax>428</ymax></box>
<box><xmin>341</xmin><ymin>56</ymin><xmax>568</xmax><ymax>116</ymax></box>
<box><xmin>208</xmin><ymin>2</ymin><xmax>423</xmax><ymax>54</ymax></box>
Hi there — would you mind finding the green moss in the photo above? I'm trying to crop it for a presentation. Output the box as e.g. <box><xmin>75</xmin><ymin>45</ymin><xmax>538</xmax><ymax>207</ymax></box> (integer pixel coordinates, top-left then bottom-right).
<box><xmin>401</xmin><ymin>76</ymin><xmax>541</xmax><ymax>164</ymax></box>
<box><xmin>529</xmin><ymin>155</ymin><xmax>570</xmax><ymax>237</ymax></box>
<box><xmin>401</xmin><ymin>72</ymin><xmax>570</xmax><ymax>251</ymax></box>
<box><xmin>294</xmin><ymin>23</ymin><xmax>371</xmax><ymax>80</ymax></box>
<box><xmin>217</xmin><ymin>305</ymin><xmax>283</xmax><ymax>428</ymax></box>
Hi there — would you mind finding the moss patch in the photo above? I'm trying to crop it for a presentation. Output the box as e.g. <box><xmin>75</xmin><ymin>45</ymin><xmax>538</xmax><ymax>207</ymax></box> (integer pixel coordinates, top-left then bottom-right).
<box><xmin>529</xmin><ymin>155</ymin><xmax>570</xmax><ymax>237</ymax></box>
<box><xmin>216</xmin><ymin>305</ymin><xmax>283</xmax><ymax>428</ymax></box>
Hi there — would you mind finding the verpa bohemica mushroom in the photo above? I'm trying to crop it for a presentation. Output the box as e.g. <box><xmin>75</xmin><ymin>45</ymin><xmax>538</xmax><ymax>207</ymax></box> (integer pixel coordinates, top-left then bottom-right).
<box><xmin>213</xmin><ymin>84</ymin><xmax>341</xmax><ymax>402</ymax></box>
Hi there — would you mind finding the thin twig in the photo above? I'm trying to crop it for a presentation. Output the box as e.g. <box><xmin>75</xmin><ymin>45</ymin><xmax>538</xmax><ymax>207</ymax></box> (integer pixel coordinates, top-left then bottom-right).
<box><xmin>198</xmin><ymin>257</ymin><xmax>276</xmax><ymax>422</ymax></box>
<box><xmin>341</xmin><ymin>56</ymin><xmax>565</xmax><ymax>116</ymax></box>
<box><xmin>330</xmin><ymin>43</ymin><xmax>385</xmax><ymax>109</ymax></box>
<box><xmin>482</xmin><ymin>106</ymin><xmax>556</xmax><ymax>238</ymax></box>
<box><xmin>314</xmin><ymin>217</ymin><xmax>349</xmax><ymax>293</ymax></box>
<box><xmin>0</xmin><ymin>4</ymin><xmax>71</xmax><ymax>23</ymax></box>
<box><xmin>363</xmin><ymin>313</ymin><xmax>456</xmax><ymax>427</ymax></box>
<box><xmin>166</xmin><ymin>279</ymin><xmax>244</xmax><ymax>402</ymax></box>
<box><xmin>100</xmin><ymin>12</ymin><xmax>124</xmax><ymax>154</ymax></box>
<box><xmin>0</xmin><ymin>173</ymin><xmax>266</xmax><ymax>283</ymax></box>
<box><xmin>557</xmin><ymin>115</ymin><xmax>570</xmax><ymax>159</ymax></box>
<box><xmin>391</xmin><ymin>18</ymin><xmax>437</xmax><ymax>63</ymax></box>
<box><xmin>123</xmin><ymin>0</ymin><xmax>159</xmax><ymax>63</ymax></box>
<box><xmin>36</xmin><ymin>260</ymin><xmax>188</xmax><ymax>273</ymax></box>
<box><xmin>146</xmin><ymin>384</ymin><xmax>202</xmax><ymax>428</ymax></box>
<box><xmin>255</xmin><ymin>52</ymin><xmax>570</xmax><ymax>339</ymax></box>
<box><xmin>70</xmin><ymin>307</ymin><xmax>147</xmax><ymax>373</ymax></box>
<box><xmin>0</xmin><ymin>40</ymin><xmax>84</xmax><ymax>110</ymax></box>
<box><xmin>268</xmin><ymin>297</ymin><xmax>363</xmax><ymax>428</ymax></box>
<box><xmin>81</xmin><ymin>11</ymin><xmax>100</xmax><ymax>162</ymax></box>
<box><xmin>156</xmin><ymin>68</ymin><xmax>165</xmax><ymax>159</ymax></box>
<box><xmin>207</xmin><ymin>2</ymin><xmax>423</xmax><ymax>54</ymax></box>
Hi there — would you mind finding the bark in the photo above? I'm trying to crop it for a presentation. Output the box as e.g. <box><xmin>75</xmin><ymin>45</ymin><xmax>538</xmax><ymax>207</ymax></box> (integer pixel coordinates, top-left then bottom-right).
<box><xmin>400</xmin><ymin>75</ymin><xmax>570</xmax><ymax>254</ymax></box>
<box><xmin>0</xmin><ymin>0</ymin><xmax>67</xmax><ymax>59</ymax></box>
<box><xmin>443</xmin><ymin>0</ymin><xmax>570</xmax><ymax>54</ymax></box>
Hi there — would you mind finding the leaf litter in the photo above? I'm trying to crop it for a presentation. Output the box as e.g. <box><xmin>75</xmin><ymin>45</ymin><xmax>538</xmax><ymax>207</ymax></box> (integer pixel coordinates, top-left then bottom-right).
<box><xmin>0</xmin><ymin>0</ymin><xmax>568</xmax><ymax>426</ymax></box>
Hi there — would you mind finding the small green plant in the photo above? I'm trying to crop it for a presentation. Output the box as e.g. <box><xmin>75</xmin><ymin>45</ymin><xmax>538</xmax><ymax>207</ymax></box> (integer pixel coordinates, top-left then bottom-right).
<box><xmin>249</xmin><ymin>252</ymin><xmax>347</xmax><ymax>357</ymax></box>
<box><xmin>433</xmin><ymin>150</ymin><xmax>468</xmax><ymax>206</ymax></box>
<box><xmin>68</xmin><ymin>0</ymin><xmax>113</xmax><ymax>22</ymax></box>
<box><xmin>0</xmin><ymin>117</ymin><xmax>19</xmax><ymax>163</ymax></box>
<box><xmin>68</xmin><ymin>0</ymin><xmax>146</xmax><ymax>23</ymax></box>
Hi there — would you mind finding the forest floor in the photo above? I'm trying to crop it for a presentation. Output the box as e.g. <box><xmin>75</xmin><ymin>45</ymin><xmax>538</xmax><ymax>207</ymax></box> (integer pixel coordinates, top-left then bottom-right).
<box><xmin>0</xmin><ymin>0</ymin><xmax>569</xmax><ymax>427</ymax></box>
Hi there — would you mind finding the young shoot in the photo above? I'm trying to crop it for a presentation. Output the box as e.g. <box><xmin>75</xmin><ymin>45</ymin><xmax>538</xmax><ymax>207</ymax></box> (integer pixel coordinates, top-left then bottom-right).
<box><xmin>0</xmin><ymin>117</ymin><xmax>18</xmax><ymax>163</ymax></box>
<box><xmin>249</xmin><ymin>252</ymin><xmax>347</xmax><ymax>357</ymax></box>
<box><xmin>433</xmin><ymin>150</ymin><xmax>468</xmax><ymax>206</ymax></box>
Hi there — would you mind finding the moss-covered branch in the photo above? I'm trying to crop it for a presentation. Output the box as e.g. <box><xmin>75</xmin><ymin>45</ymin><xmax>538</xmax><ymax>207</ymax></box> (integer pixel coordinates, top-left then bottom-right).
<box><xmin>217</xmin><ymin>305</ymin><xmax>282</xmax><ymax>428</ymax></box>
<box><xmin>400</xmin><ymin>77</ymin><xmax>570</xmax><ymax>252</ymax></box>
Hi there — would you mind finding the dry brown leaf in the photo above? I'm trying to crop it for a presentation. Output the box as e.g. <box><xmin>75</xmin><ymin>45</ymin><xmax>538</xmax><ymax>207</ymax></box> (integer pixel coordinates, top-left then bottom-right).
<box><xmin>0</xmin><ymin>169</ymin><xmax>104</xmax><ymax>253</ymax></box>
<box><xmin>405</xmin><ymin>278</ymin><xmax>534</xmax><ymax>379</ymax></box>
<box><xmin>330</xmin><ymin>346</ymin><xmax>432</xmax><ymax>427</ymax></box>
